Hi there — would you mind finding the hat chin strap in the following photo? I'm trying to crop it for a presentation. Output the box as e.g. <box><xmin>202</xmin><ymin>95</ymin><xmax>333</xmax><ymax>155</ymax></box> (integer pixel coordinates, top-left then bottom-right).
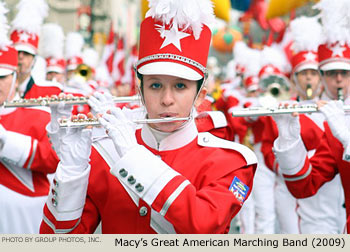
<box><xmin>320</xmin><ymin>75</ymin><xmax>344</xmax><ymax>100</ymax></box>
<box><xmin>292</xmin><ymin>73</ymin><xmax>322</xmax><ymax>100</ymax></box>
<box><xmin>7</xmin><ymin>71</ymin><xmax>18</xmax><ymax>102</ymax></box>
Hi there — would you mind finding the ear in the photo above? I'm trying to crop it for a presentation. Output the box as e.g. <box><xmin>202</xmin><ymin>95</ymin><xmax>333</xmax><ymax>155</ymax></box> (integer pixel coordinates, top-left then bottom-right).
<box><xmin>194</xmin><ymin>87</ymin><xmax>207</xmax><ymax>108</ymax></box>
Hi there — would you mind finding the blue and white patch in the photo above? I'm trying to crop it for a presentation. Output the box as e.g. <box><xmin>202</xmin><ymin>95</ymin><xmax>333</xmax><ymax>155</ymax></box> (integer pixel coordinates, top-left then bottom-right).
<box><xmin>229</xmin><ymin>176</ymin><xmax>249</xmax><ymax>205</ymax></box>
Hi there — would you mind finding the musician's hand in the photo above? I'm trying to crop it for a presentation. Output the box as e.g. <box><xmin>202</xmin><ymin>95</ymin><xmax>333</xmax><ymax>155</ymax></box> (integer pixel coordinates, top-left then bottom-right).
<box><xmin>88</xmin><ymin>91</ymin><xmax>114</xmax><ymax>115</ymax></box>
<box><xmin>59</xmin><ymin>114</ymin><xmax>93</xmax><ymax>171</ymax></box>
<box><xmin>272</xmin><ymin>103</ymin><xmax>301</xmax><ymax>150</ymax></box>
<box><xmin>318</xmin><ymin>100</ymin><xmax>350</xmax><ymax>147</ymax></box>
<box><xmin>48</xmin><ymin>93</ymin><xmax>73</xmax><ymax>132</ymax></box>
<box><xmin>98</xmin><ymin>107</ymin><xmax>138</xmax><ymax>158</ymax></box>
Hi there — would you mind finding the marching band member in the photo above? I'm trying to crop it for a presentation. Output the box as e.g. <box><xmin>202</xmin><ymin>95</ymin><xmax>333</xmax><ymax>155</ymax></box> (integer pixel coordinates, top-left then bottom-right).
<box><xmin>272</xmin><ymin>0</ymin><xmax>350</xmax><ymax>233</ymax></box>
<box><xmin>262</xmin><ymin>16</ymin><xmax>346</xmax><ymax>234</ymax></box>
<box><xmin>40</xmin><ymin>0</ymin><xmax>257</xmax><ymax>234</ymax></box>
<box><xmin>40</xmin><ymin>23</ymin><xmax>66</xmax><ymax>84</ymax></box>
<box><xmin>65</xmin><ymin>32</ymin><xmax>85</xmax><ymax>81</ymax></box>
<box><xmin>0</xmin><ymin>3</ymin><xmax>59</xmax><ymax>233</ymax></box>
<box><xmin>10</xmin><ymin>0</ymin><xmax>62</xmax><ymax>98</ymax></box>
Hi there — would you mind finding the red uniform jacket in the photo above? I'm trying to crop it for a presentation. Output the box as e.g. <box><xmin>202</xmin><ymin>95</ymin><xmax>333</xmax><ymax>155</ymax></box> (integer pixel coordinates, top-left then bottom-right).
<box><xmin>40</xmin><ymin>119</ymin><xmax>257</xmax><ymax>234</ymax></box>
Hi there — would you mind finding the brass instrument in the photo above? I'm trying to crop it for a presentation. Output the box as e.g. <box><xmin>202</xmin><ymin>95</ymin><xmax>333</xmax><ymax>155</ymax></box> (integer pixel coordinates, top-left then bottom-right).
<box><xmin>259</xmin><ymin>75</ymin><xmax>291</xmax><ymax>101</ymax></box>
<box><xmin>306</xmin><ymin>84</ymin><xmax>313</xmax><ymax>100</ymax></box>
<box><xmin>59</xmin><ymin>116</ymin><xmax>191</xmax><ymax>128</ymax></box>
<box><xmin>3</xmin><ymin>95</ymin><xmax>140</xmax><ymax>108</ymax></box>
<box><xmin>75</xmin><ymin>64</ymin><xmax>93</xmax><ymax>81</ymax></box>
<box><xmin>231</xmin><ymin>104</ymin><xmax>350</xmax><ymax>117</ymax></box>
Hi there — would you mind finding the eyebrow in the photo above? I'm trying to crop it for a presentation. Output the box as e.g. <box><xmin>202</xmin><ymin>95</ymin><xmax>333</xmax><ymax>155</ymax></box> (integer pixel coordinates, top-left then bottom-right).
<box><xmin>146</xmin><ymin>77</ymin><xmax>189</xmax><ymax>82</ymax></box>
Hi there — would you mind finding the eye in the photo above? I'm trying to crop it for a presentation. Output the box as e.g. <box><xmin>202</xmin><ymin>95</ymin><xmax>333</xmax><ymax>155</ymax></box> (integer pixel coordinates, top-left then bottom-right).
<box><xmin>150</xmin><ymin>82</ymin><xmax>162</xmax><ymax>89</ymax></box>
<box><xmin>175</xmin><ymin>83</ymin><xmax>186</xmax><ymax>89</ymax></box>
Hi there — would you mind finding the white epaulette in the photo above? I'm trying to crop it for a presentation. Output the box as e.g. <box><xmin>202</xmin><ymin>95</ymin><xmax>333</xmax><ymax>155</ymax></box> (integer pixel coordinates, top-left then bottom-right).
<box><xmin>35</xmin><ymin>80</ymin><xmax>63</xmax><ymax>89</ymax></box>
<box><xmin>197</xmin><ymin>110</ymin><xmax>227</xmax><ymax>128</ymax></box>
<box><xmin>197</xmin><ymin>132</ymin><xmax>257</xmax><ymax>166</ymax></box>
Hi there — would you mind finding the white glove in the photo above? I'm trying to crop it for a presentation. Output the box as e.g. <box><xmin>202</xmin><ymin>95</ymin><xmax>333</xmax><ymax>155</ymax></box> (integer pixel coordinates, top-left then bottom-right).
<box><xmin>59</xmin><ymin>116</ymin><xmax>92</xmax><ymax>173</ymax></box>
<box><xmin>272</xmin><ymin>112</ymin><xmax>301</xmax><ymax>150</ymax></box>
<box><xmin>48</xmin><ymin>98</ymin><xmax>73</xmax><ymax>133</ymax></box>
<box><xmin>98</xmin><ymin>107</ymin><xmax>138</xmax><ymax>157</ymax></box>
<box><xmin>88</xmin><ymin>91</ymin><xmax>115</xmax><ymax>115</ymax></box>
<box><xmin>46</xmin><ymin>96</ymin><xmax>73</xmax><ymax>157</ymax></box>
<box><xmin>319</xmin><ymin>100</ymin><xmax>350</xmax><ymax>147</ymax></box>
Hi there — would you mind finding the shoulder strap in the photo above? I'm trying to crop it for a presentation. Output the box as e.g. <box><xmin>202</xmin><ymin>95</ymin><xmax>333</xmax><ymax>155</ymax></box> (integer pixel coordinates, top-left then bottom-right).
<box><xmin>197</xmin><ymin>132</ymin><xmax>257</xmax><ymax>165</ymax></box>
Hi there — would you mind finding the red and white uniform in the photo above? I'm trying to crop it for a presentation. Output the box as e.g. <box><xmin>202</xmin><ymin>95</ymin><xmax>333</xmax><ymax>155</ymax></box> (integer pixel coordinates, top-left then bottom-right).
<box><xmin>263</xmin><ymin>106</ymin><xmax>346</xmax><ymax>233</ymax></box>
<box><xmin>40</xmin><ymin>118</ymin><xmax>257</xmax><ymax>234</ymax></box>
<box><xmin>0</xmin><ymin>104</ymin><xmax>60</xmax><ymax>233</ymax></box>
<box><xmin>236</xmin><ymin>114</ymin><xmax>277</xmax><ymax>234</ymax></box>
<box><xmin>19</xmin><ymin>76</ymin><xmax>62</xmax><ymax>99</ymax></box>
<box><xmin>274</xmin><ymin>121</ymin><xmax>350</xmax><ymax>233</ymax></box>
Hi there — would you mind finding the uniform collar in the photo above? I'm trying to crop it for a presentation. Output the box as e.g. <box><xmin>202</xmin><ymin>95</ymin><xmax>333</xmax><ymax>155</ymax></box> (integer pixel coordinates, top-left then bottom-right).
<box><xmin>141</xmin><ymin>118</ymin><xmax>198</xmax><ymax>151</ymax></box>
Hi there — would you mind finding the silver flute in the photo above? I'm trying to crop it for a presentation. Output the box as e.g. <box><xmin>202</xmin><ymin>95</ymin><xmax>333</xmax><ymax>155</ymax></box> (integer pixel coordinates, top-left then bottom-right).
<box><xmin>2</xmin><ymin>95</ymin><xmax>140</xmax><ymax>108</ymax></box>
<box><xmin>232</xmin><ymin>104</ymin><xmax>350</xmax><ymax>117</ymax></box>
<box><xmin>59</xmin><ymin>116</ymin><xmax>191</xmax><ymax>128</ymax></box>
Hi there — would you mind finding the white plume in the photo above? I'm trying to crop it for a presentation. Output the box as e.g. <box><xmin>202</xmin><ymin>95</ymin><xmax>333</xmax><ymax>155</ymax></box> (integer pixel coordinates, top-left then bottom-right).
<box><xmin>233</xmin><ymin>41</ymin><xmax>249</xmax><ymax>68</ymax></box>
<box><xmin>11</xmin><ymin>0</ymin><xmax>48</xmax><ymax>35</ymax></box>
<box><xmin>40</xmin><ymin>23</ymin><xmax>65</xmax><ymax>59</ymax></box>
<box><xmin>243</xmin><ymin>48</ymin><xmax>262</xmax><ymax>78</ymax></box>
<box><xmin>146</xmin><ymin>0</ymin><xmax>215</xmax><ymax>40</ymax></box>
<box><xmin>290</xmin><ymin>16</ymin><xmax>323</xmax><ymax>52</ymax></box>
<box><xmin>65</xmin><ymin>32</ymin><xmax>84</xmax><ymax>59</ymax></box>
<box><xmin>0</xmin><ymin>2</ymin><xmax>11</xmax><ymax>49</ymax></box>
<box><xmin>314</xmin><ymin>0</ymin><xmax>350</xmax><ymax>45</ymax></box>
<box><xmin>260</xmin><ymin>44</ymin><xmax>290</xmax><ymax>73</ymax></box>
<box><xmin>82</xmin><ymin>47</ymin><xmax>99</xmax><ymax>69</ymax></box>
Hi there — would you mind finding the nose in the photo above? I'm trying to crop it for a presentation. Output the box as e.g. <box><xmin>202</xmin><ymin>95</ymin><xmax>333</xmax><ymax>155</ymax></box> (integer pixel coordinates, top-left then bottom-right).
<box><xmin>18</xmin><ymin>51</ymin><xmax>24</xmax><ymax>59</ymax></box>
<box><xmin>335</xmin><ymin>72</ymin><xmax>344</xmax><ymax>82</ymax></box>
<box><xmin>160</xmin><ymin>88</ymin><xmax>175</xmax><ymax>106</ymax></box>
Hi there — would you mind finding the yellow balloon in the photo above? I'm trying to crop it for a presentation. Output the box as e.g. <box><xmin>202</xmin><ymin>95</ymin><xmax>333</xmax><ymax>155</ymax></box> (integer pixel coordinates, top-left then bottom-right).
<box><xmin>141</xmin><ymin>0</ymin><xmax>231</xmax><ymax>22</ymax></box>
<box><xmin>266</xmin><ymin>0</ymin><xmax>319</xmax><ymax>19</ymax></box>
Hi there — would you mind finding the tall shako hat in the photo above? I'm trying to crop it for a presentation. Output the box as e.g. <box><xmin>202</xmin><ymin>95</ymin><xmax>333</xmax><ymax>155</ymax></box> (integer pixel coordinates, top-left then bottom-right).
<box><xmin>258</xmin><ymin>45</ymin><xmax>291</xmax><ymax>94</ymax></box>
<box><xmin>240</xmin><ymin>43</ymin><xmax>261</xmax><ymax>93</ymax></box>
<box><xmin>233</xmin><ymin>41</ymin><xmax>249</xmax><ymax>76</ymax></box>
<box><xmin>259</xmin><ymin>45</ymin><xmax>290</xmax><ymax>79</ymax></box>
<box><xmin>315</xmin><ymin>0</ymin><xmax>350</xmax><ymax>71</ymax></box>
<box><xmin>0</xmin><ymin>2</ymin><xmax>18</xmax><ymax>77</ymax></box>
<box><xmin>10</xmin><ymin>0</ymin><xmax>48</xmax><ymax>56</ymax></box>
<box><xmin>136</xmin><ymin>0</ymin><xmax>215</xmax><ymax>81</ymax></box>
<box><xmin>82</xmin><ymin>47</ymin><xmax>99</xmax><ymax>74</ymax></box>
<box><xmin>65</xmin><ymin>32</ymin><xmax>84</xmax><ymax>71</ymax></box>
<box><xmin>40</xmin><ymin>23</ymin><xmax>66</xmax><ymax>74</ymax></box>
<box><xmin>289</xmin><ymin>16</ymin><xmax>322</xmax><ymax>73</ymax></box>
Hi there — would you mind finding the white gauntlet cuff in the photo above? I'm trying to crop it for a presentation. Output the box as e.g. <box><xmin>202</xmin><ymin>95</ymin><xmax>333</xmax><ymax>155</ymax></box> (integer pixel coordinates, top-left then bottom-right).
<box><xmin>273</xmin><ymin>137</ymin><xmax>307</xmax><ymax>175</ymax></box>
<box><xmin>110</xmin><ymin>145</ymin><xmax>179</xmax><ymax>206</ymax></box>
<box><xmin>47</xmin><ymin>163</ymin><xmax>91</xmax><ymax>221</ymax></box>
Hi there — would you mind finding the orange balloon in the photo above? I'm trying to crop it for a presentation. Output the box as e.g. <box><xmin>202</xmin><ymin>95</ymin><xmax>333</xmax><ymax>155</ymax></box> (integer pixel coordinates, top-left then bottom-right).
<box><xmin>212</xmin><ymin>28</ymin><xmax>243</xmax><ymax>53</ymax></box>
